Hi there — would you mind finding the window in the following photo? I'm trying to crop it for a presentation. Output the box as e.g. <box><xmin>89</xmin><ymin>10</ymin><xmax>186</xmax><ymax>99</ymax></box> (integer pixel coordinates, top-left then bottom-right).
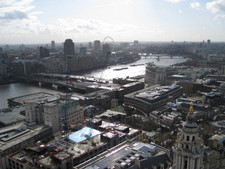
<box><xmin>184</xmin><ymin>159</ymin><xmax>188</xmax><ymax>169</ymax></box>
<box><xmin>187</xmin><ymin>136</ymin><xmax>189</xmax><ymax>141</ymax></box>
<box><xmin>186</xmin><ymin>145</ymin><xmax>189</xmax><ymax>150</ymax></box>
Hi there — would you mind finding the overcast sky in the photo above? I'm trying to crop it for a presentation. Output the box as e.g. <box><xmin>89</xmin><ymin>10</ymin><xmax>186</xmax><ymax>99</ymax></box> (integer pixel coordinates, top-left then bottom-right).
<box><xmin>0</xmin><ymin>0</ymin><xmax>225</xmax><ymax>44</ymax></box>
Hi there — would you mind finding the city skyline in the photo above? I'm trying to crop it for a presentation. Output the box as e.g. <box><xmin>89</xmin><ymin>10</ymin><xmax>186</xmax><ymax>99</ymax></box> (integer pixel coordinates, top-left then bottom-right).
<box><xmin>0</xmin><ymin>0</ymin><xmax>225</xmax><ymax>44</ymax></box>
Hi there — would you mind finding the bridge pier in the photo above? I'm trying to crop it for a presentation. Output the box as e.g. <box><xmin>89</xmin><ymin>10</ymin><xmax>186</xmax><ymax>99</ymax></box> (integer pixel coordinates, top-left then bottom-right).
<box><xmin>52</xmin><ymin>84</ymin><xmax>58</xmax><ymax>90</ymax></box>
<box><xmin>57</xmin><ymin>85</ymin><xmax>68</xmax><ymax>91</ymax></box>
<box><xmin>40</xmin><ymin>82</ymin><xmax>53</xmax><ymax>88</ymax></box>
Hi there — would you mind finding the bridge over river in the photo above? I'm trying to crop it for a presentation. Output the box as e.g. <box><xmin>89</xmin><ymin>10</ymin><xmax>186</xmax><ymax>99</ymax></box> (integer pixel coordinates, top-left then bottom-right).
<box><xmin>15</xmin><ymin>73</ymin><xmax>110</xmax><ymax>94</ymax></box>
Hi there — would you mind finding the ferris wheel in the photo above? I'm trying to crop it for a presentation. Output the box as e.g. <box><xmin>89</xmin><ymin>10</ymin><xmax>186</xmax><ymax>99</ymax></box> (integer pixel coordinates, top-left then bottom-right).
<box><xmin>103</xmin><ymin>36</ymin><xmax>115</xmax><ymax>52</ymax></box>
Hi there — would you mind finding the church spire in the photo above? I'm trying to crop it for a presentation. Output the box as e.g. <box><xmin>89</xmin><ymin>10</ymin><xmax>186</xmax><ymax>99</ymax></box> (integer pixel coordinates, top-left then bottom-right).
<box><xmin>189</xmin><ymin>102</ymin><xmax>194</xmax><ymax>114</ymax></box>
<box><xmin>185</xmin><ymin>102</ymin><xmax>197</xmax><ymax>128</ymax></box>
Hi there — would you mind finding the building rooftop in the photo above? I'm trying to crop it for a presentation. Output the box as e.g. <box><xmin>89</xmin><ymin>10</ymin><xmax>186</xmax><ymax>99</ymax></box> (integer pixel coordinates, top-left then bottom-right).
<box><xmin>68</xmin><ymin>127</ymin><xmax>101</xmax><ymax>143</ymax></box>
<box><xmin>95</xmin><ymin>110</ymin><xmax>126</xmax><ymax>119</ymax></box>
<box><xmin>0</xmin><ymin>123</ymin><xmax>51</xmax><ymax>152</ymax></box>
<box><xmin>38</xmin><ymin>156</ymin><xmax>58</xmax><ymax>168</ymax></box>
<box><xmin>0</xmin><ymin>106</ymin><xmax>25</xmax><ymax>125</ymax></box>
<box><xmin>53</xmin><ymin>151</ymin><xmax>72</xmax><ymax>161</ymax></box>
<box><xmin>135</xmin><ymin>85</ymin><xmax>180</xmax><ymax>100</ymax></box>
<box><xmin>67</xmin><ymin>140</ymin><xmax>106</xmax><ymax>159</ymax></box>
<box><xmin>9</xmin><ymin>151</ymin><xmax>28</xmax><ymax>164</ymax></box>
<box><xmin>81</xmin><ymin>142</ymin><xmax>169</xmax><ymax>169</ymax></box>
<box><xmin>8</xmin><ymin>92</ymin><xmax>54</xmax><ymax>105</ymax></box>
<box><xmin>102</xmin><ymin>132</ymin><xmax>116</xmax><ymax>139</ymax></box>
<box><xmin>211</xmin><ymin>120</ymin><xmax>225</xmax><ymax>128</ymax></box>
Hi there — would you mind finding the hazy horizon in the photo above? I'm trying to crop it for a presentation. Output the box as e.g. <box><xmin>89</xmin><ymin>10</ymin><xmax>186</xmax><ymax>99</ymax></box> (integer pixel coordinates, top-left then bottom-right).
<box><xmin>1</xmin><ymin>40</ymin><xmax>225</xmax><ymax>46</ymax></box>
<box><xmin>0</xmin><ymin>0</ymin><xmax>225</xmax><ymax>44</ymax></box>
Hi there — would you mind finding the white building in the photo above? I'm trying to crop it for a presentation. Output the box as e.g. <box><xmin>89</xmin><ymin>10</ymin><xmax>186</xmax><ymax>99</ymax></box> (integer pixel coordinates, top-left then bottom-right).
<box><xmin>173</xmin><ymin>103</ymin><xmax>204</xmax><ymax>169</ymax></box>
<box><xmin>25</xmin><ymin>97</ymin><xmax>84</xmax><ymax>134</ymax></box>
<box><xmin>145</xmin><ymin>63</ymin><xmax>175</xmax><ymax>85</ymax></box>
<box><xmin>44</xmin><ymin>100</ymin><xmax>84</xmax><ymax>133</ymax></box>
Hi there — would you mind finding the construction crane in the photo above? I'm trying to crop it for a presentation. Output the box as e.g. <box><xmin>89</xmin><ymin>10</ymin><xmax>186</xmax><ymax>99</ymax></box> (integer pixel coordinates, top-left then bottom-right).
<box><xmin>90</xmin><ymin>36</ymin><xmax>115</xmax><ymax>113</ymax></box>
<box><xmin>62</xmin><ymin>55</ymin><xmax>72</xmax><ymax>138</ymax></box>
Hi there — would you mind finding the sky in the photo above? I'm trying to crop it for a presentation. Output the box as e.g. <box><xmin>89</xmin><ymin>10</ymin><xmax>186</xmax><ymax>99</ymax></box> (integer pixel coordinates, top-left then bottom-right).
<box><xmin>0</xmin><ymin>0</ymin><xmax>225</xmax><ymax>44</ymax></box>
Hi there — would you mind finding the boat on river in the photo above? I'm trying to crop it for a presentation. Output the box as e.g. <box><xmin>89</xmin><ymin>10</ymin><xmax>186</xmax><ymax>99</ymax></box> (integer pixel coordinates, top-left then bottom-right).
<box><xmin>130</xmin><ymin>64</ymin><xmax>145</xmax><ymax>67</ymax></box>
<box><xmin>113</xmin><ymin>67</ymin><xmax>128</xmax><ymax>71</ymax></box>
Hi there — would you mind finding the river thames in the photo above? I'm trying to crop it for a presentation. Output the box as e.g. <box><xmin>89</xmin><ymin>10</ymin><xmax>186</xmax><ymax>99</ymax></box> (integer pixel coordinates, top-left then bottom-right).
<box><xmin>0</xmin><ymin>56</ymin><xmax>187</xmax><ymax>109</ymax></box>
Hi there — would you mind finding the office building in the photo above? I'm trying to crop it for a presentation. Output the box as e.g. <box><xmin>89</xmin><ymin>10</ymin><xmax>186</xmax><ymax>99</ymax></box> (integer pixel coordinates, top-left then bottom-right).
<box><xmin>64</xmin><ymin>39</ymin><xmax>75</xmax><ymax>55</ymax></box>
<box><xmin>79</xmin><ymin>141</ymin><xmax>172</xmax><ymax>169</ymax></box>
<box><xmin>124</xmin><ymin>85</ymin><xmax>183</xmax><ymax>114</ymax></box>
<box><xmin>88</xmin><ymin>42</ymin><xmax>92</xmax><ymax>49</ymax></box>
<box><xmin>79</xmin><ymin>47</ymin><xmax>87</xmax><ymax>56</ymax></box>
<box><xmin>133</xmin><ymin>40</ymin><xmax>139</xmax><ymax>46</ymax></box>
<box><xmin>0</xmin><ymin>123</ymin><xmax>52</xmax><ymax>169</ymax></box>
<box><xmin>102</xmin><ymin>43</ymin><xmax>111</xmax><ymax>58</ymax></box>
<box><xmin>51</xmin><ymin>40</ymin><xmax>55</xmax><ymax>50</ymax></box>
<box><xmin>93</xmin><ymin>40</ymin><xmax>101</xmax><ymax>52</ymax></box>
<box><xmin>38</xmin><ymin>46</ymin><xmax>49</xmax><ymax>58</ymax></box>
<box><xmin>25</xmin><ymin>96</ymin><xmax>84</xmax><ymax>134</ymax></box>
<box><xmin>0</xmin><ymin>63</ymin><xmax>7</xmax><ymax>81</ymax></box>
<box><xmin>44</xmin><ymin>99</ymin><xmax>84</xmax><ymax>133</ymax></box>
<box><xmin>207</xmin><ymin>39</ymin><xmax>211</xmax><ymax>45</ymax></box>
<box><xmin>145</xmin><ymin>63</ymin><xmax>175</xmax><ymax>85</ymax></box>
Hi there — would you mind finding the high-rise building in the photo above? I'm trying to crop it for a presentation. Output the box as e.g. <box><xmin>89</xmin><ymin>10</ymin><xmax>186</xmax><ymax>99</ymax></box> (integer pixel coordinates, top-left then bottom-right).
<box><xmin>64</xmin><ymin>39</ymin><xmax>75</xmax><ymax>55</ymax></box>
<box><xmin>173</xmin><ymin>103</ymin><xmax>204</xmax><ymax>169</ymax></box>
<box><xmin>102</xmin><ymin>43</ymin><xmax>111</xmax><ymax>58</ymax></box>
<box><xmin>38</xmin><ymin>46</ymin><xmax>49</xmax><ymax>58</ymax></box>
<box><xmin>4</xmin><ymin>45</ymin><xmax>9</xmax><ymax>52</ymax></box>
<box><xmin>207</xmin><ymin>39</ymin><xmax>211</xmax><ymax>45</ymax></box>
<box><xmin>94</xmin><ymin>40</ymin><xmax>101</xmax><ymax>52</ymax></box>
<box><xmin>88</xmin><ymin>42</ymin><xmax>92</xmax><ymax>49</ymax></box>
<box><xmin>51</xmin><ymin>40</ymin><xmax>55</xmax><ymax>50</ymax></box>
<box><xmin>133</xmin><ymin>40</ymin><xmax>139</xmax><ymax>47</ymax></box>
<box><xmin>79</xmin><ymin>47</ymin><xmax>87</xmax><ymax>56</ymax></box>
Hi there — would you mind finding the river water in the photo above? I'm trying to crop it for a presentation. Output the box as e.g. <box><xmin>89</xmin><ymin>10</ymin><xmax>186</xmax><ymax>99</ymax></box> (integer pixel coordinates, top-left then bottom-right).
<box><xmin>82</xmin><ymin>56</ymin><xmax>187</xmax><ymax>80</ymax></box>
<box><xmin>0</xmin><ymin>56</ymin><xmax>187</xmax><ymax>109</ymax></box>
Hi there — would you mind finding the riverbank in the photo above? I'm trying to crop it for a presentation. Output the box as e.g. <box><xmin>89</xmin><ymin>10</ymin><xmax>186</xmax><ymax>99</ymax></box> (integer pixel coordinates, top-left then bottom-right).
<box><xmin>0</xmin><ymin>78</ymin><xmax>19</xmax><ymax>85</ymax></box>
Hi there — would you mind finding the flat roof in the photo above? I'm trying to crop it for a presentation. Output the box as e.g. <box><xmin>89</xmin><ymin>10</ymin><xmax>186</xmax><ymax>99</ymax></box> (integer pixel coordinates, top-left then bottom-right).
<box><xmin>95</xmin><ymin>110</ymin><xmax>126</xmax><ymax>119</ymax></box>
<box><xmin>68</xmin><ymin>127</ymin><xmax>101</xmax><ymax>143</ymax></box>
<box><xmin>0</xmin><ymin>107</ymin><xmax>25</xmax><ymax>125</ymax></box>
<box><xmin>82</xmin><ymin>142</ymin><xmax>166</xmax><ymax>169</ymax></box>
<box><xmin>0</xmin><ymin>123</ymin><xmax>51</xmax><ymax>152</ymax></box>
<box><xmin>8</xmin><ymin>92</ymin><xmax>54</xmax><ymax>105</ymax></box>
<box><xmin>136</xmin><ymin>85</ymin><xmax>180</xmax><ymax>100</ymax></box>
<box><xmin>53</xmin><ymin>151</ymin><xmax>72</xmax><ymax>161</ymax></box>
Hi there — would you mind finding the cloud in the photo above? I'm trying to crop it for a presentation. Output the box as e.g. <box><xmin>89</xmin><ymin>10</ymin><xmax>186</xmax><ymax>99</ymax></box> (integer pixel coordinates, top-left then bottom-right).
<box><xmin>166</xmin><ymin>0</ymin><xmax>184</xmax><ymax>3</ymax></box>
<box><xmin>190</xmin><ymin>2</ymin><xmax>201</xmax><ymax>10</ymax></box>
<box><xmin>0</xmin><ymin>0</ymin><xmax>37</xmax><ymax>20</ymax></box>
<box><xmin>0</xmin><ymin>10</ymin><xmax>28</xmax><ymax>20</ymax></box>
<box><xmin>0</xmin><ymin>0</ymin><xmax>138</xmax><ymax>40</ymax></box>
<box><xmin>0</xmin><ymin>0</ymin><xmax>164</xmax><ymax>43</ymax></box>
<box><xmin>178</xmin><ymin>9</ymin><xmax>183</xmax><ymax>14</ymax></box>
<box><xmin>51</xmin><ymin>18</ymin><xmax>138</xmax><ymax>36</ymax></box>
<box><xmin>206</xmin><ymin>0</ymin><xmax>225</xmax><ymax>13</ymax></box>
<box><xmin>0</xmin><ymin>16</ymin><xmax>140</xmax><ymax>43</ymax></box>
